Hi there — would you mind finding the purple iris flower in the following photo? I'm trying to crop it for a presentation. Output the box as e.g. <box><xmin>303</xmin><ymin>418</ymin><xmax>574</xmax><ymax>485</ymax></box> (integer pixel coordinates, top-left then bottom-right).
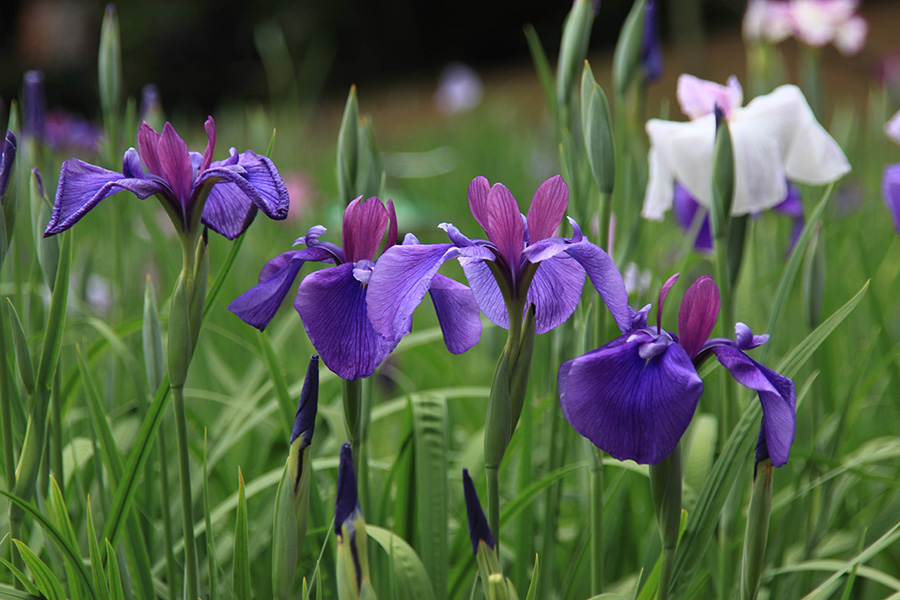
<box><xmin>0</xmin><ymin>131</ymin><xmax>16</xmax><ymax>200</ymax></box>
<box><xmin>462</xmin><ymin>468</ymin><xmax>494</xmax><ymax>555</ymax></box>
<box><xmin>883</xmin><ymin>165</ymin><xmax>900</xmax><ymax>234</ymax></box>
<box><xmin>673</xmin><ymin>182</ymin><xmax>804</xmax><ymax>253</ymax></box>
<box><xmin>228</xmin><ymin>196</ymin><xmax>480</xmax><ymax>380</ymax></box>
<box><xmin>44</xmin><ymin>117</ymin><xmax>289</xmax><ymax>239</ymax></box>
<box><xmin>559</xmin><ymin>273</ymin><xmax>795</xmax><ymax>467</ymax></box>
<box><xmin>23</xmin><ymin>71</ymin><xmax>47</xmax><ymax>140</ymax></box>
<box><xmin>367</xmin><ymin>175</ymin><xmax>632</xmax><ymax>343</ymax></box>
<box><xmin>641</xmin><ymin>0</ymin><xmax>664</xmax><ymax>83</ymax></box>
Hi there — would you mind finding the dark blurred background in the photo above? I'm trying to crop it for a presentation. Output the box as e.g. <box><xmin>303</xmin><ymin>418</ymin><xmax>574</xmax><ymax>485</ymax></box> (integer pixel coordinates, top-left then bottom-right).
<box><xmin>0</xmin><ymin>0</ymin><xmax>754</xmax><ymax>120</ymax></box>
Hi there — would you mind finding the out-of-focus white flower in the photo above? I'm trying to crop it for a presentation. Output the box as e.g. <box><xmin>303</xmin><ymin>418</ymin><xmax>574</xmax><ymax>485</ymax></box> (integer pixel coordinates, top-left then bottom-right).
<box><xmin>623</xmin><ymin>262</ymin><xmax>652</xmax><ymax>297</ymax></box>
<box><xmin>742</xmin><ymin>0</ymin><xmax>867</xmax><ymax>56</ymax></box>
<box><xmin>885</xmin><ymin>110</ymin><xmax>900</xmax><ymax>145</ymax></box>
<box><xmin>643</xmin><ymin>74</ymin><xmax>850</xmax><ymax>220</ymax></box>
<box><xmin>86</xmin><ymin>274</ymin><xmax>113</xmax><ymax>315</ymax></box>
<box><xmin>434</xmin><ymin>63</ymin><xmax>484</xmax><ymax>115</ymax></box>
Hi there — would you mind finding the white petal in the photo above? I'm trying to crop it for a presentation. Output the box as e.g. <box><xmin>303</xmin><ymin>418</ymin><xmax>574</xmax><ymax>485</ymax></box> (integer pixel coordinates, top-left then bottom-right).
<box><xmin>738</xmin><ymin>85</ymin><xmax>849</xmax><ymax>185</ymax></box>
<box><xmin>885</xmin><ymin>110</ymin><xmax>900</xmax><ymax>146</ymax></box>
<box><xmin>647</xmin><ymin>116</ymin><xmax>716</xmax><ymax>207</ymax></box>
<box><xmin>729</xmin><ymin>117</ymin><xmax>788</xmax><ymax>214</ymax></box>
<box><xmin>643</xmin><ymin>144</ymin><xmax>675</xmax><ymax>220</ymax></box>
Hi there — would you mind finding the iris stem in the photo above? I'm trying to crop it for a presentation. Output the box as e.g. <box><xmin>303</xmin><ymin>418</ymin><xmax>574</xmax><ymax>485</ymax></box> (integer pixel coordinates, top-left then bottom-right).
<box><xmin>650</xmin><ymin>444</ymin><xmax>682</xmax><ymax>600</ymax></box>
<box><xmin>342</xmin><ymin>377</ymin><xmax>366</xmax><ymax>509</ymax></box>
<box><xmin>486</xmin><ymin>464</ymin><xmax>501</xmax><ymax>556</ymax></box>
<box><xmin>590</xmin><ymin>446</ymin><xmax>604</xmax><ymax>594</ymax></box>
<box><xmin>157</xmin><ymin>425</ymin><xmax>178</xmax><ymax>600</ymax></box>
<box><xmin>50</xmin><ymin>369</ymin><xmax>63</xmax><ymax>493</ymax></box>
<box><xmin>172</xmin><ymin>384</ymin><xmax>199</xmax><ymax>600</ymax></box>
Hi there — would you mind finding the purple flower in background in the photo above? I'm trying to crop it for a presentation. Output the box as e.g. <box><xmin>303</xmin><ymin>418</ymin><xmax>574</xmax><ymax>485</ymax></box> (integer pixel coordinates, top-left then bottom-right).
<box><xmin>882</xmin><ymin>112</ymin><xmax>900</xmax><ymax>235</ymax></box>
<box><xmin>367</xmin><ymin>175</ymin><xmax>632</xmax><ymax>345</ymax></box>
<box><xmin>0</xmin><ymin>131</ymin><xmax>16</xmax><ymax>200</ymax></box>
<box><xmin>462</xmin><ymin>468</ymin><xmax>494</xmax><ymax>555</ymax></box>
<box><xmin>559</xmin><ymin>274</ymin><xmax>795</xmax><ymax>466</ymax></box>
<box><xmin>640</xmin><ymin>0</ymin><xmax>664</xmax><ymax>83</ymax></box>
<box><xmin>44</xmin><ymin>117</ymin><xmax>289</xmax><ymax>239</ymax></box>
<box><xmin>434</xmin><ymin>63</ymin><xmax>484</xmax><ymax>116</ymax></box>
<box><xmin>673</xmin><ymin>182</ymin><xmax>804</xmax><ymax>253</ymax></box>
<box><xmin>23</xmin><ymin>71</ymin><xmax>47</xmax><ymax>140</ymax></box>
<box><xmin>44</xmin><ymin>110</ymin><xmax>104</xmax><ymax>155</ymax></box>
<box><xmin>229</xmin><ymin>197</ymin><xmax>479</xmax><ymax>380</ymax></box>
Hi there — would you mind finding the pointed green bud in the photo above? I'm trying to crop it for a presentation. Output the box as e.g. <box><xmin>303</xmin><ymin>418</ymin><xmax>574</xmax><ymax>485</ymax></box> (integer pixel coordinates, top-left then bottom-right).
<box><xmin>142</xmin><ymin>276</ymin><xmax>165</xmax><ymax>393</ymax></box>
<box><xmin>709</xmin><ymin>107</ymin><xmax>734</xmax><ymax>242</ymax></box>
<box><xmin>166</xmin><ymin>272</ymin><xmax>193</xmax><ymax>388</ymax></box>
<box><xmin>337</xmin><ymin>86</ymin><xmax>360</xmax><ymax>206</ymax></box>
<box><xmin>98</xmin><ymin>4</ymin><xmax>123</xmax><ymax>125</ymax></box>
<box><xmin>484</xmin><ymin>350</ymin><xmax>511</xmax><ymax>469</ymax></box>
<box><xmin>741</xmin><ymin>459</ymin><xmax>773</xmax><ymax>600</ymax></box>
<box><xmin>7</xmin><ymin>300</ymin><xmax>34</xmax><ymax>395</ymax></box>
<box><xmin>488</xmin><ymin>574</ymin><xmax>510</xmax><ymax>600</ymax></box>
<box><xmin>556</xmin><ymin>0</ymin><xmax>595</xmax><ymax>110</ymax></box>
<box><xmin>580</xmin><ymin>62</ymin><xmax>615</xmax><ymax>195</ymax></box>
<box><xmin>357</xmin><ymin>116</ymin><xmax>384</xmax><ymax>201</ymax></box>
<box><xmin>612</xmin><ymin>0</ymin><xmax>648</xmax><ymax>99</ymax></box>
<box><xmin>336</xmin><ymin>444</ymin><xmax>372</xmax><ymax>599</ymax></box>
<box><xmin>508</xmin><ymin>305</ymin><xmax>536</xmax><ymax>438</ymax></box>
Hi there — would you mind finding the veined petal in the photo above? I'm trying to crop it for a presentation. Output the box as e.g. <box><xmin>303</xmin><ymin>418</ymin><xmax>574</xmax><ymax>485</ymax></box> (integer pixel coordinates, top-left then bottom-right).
<box><xmin>526</xmin><ymin>254</ymin><xmax>585</xmax><ymax>334</ymax></box>
<box><xmin>157</xmin><ymin>122</ymin><xmax>194</xmax><ymax>210</ymax></box>
<box><xmin>429</xmin><ymin>274</ymin><xmax>482</xmax><ymax>354</ymax></box>
<box><xmin>383</xmin><ymin>199</ymin><xmax>398</xmax><ymax>254</ymax></box>
<box><xmin>45</xmin><ymin>159</ymin><xmax>164</xmax><ymax>236</ymax></box>
<box><xmin>677</xmin><ymin>275</ymin><xmax>720</xmax><ymax>359</ymax></box>
<box><xmin>468</xmin><ymin>176</ymin><xmax>491</xmax><ymax>231</ymax></box>
<box><xmin>227</xmin><ymin>247</ymin><xmax>331</xmax><ymax>330</ymax></box>
<box><xmin>712</xmin><ymin>346</ymin><xmax>796</xmax><ymax>466</ymax></box>
<box><xmin>883</xmin><ymin>164</ymin><xmax>900</xmax><ymax>235</ymax></box>
<box><xmin>201</xmin><ymin>184</ymin><xmax>257</xmax><ymax>240</ymax></box>
<box><xmin>343</xmin><ymin>197</ymin><xmax>389</xmax><ymax>263</ymax></box>
<box><xmin>485</xmin><ymin>183</ymin><xmax>525</xmax><ymax>271</ymax></box>
<box><xmin>366</xmin><ymin>242</ymin><xmax>462</xmax><ymax>341</ymax></box>
<box><xmin>137</xmin><ymin>121</ymin><xmax>163</xmax><ymax>177</ymax></box>
<box><xmin>738</xmin><ymin>85</ymin><xmax>850</xmax><ymax>186</ymax></box>
<box><xmin>526</xmin><ymin>175</ymin><xmax>568</xmax><ymax>242</ymax></box>
<box><xmin>235</xmin><ymin>151</ymin><xmax>290</xmax><ymax>219</ymax></box>
<box><xmin>559</xmin><ymin>337</ymin><xmax>703</xmax><ymax>465</ymax></box>
<box><xmin>560</xmin><ymin>241</ymin><xmax>633</xmax><ymax>334</ymax></box>
<box><xmin>295</xmin><ymin>263</ymin><xmax>398</xmax><ymax>380</ymax></box>
<box><xmin>460</xmin><ymin>256</ymin><xmax>508</xmax><ymax>329</ymax></box>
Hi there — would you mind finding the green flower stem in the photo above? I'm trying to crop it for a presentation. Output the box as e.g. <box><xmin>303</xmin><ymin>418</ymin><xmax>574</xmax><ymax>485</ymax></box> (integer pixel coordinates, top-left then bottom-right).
<box><xmin>650</xmin><ymin>444</ymin><xmax>682</xmax><ymax>600</ymax></box>
<box><xmin>342</xmin><ymin>377</ymin><xmax>364</xmax><ymax>495</ymax></box>
<box><xmin>486</xmin><ymin>464</ymin><xmax>501</xmax><ymax>556</ymax></box>
<box><xmin>172</xmin><ymin>383</ymin><xmax>199</xmax><ymax>600</ymax></box>
<box><xmin>741</xmin><ymin>461</ymin><xmax>773</xmax><ymax>600</ymax></box>
<box><xmin>51</xmin><ymin>369</ymin><xmax>63</xmax><ymax>493</ymax></box>
<box><xmin>0</xmin><ymin>310</ymin><xmax>21</xmax><ymax>578</ymax></box>
<box><xmin>158</xmin><ymin>426</ymin><xmax>178</xmax><ymax>600</ymax></box>
<box><xmin>590</xmin><ymin>446</ymin><xmax>604</xmax><ymax>595</ymax></box>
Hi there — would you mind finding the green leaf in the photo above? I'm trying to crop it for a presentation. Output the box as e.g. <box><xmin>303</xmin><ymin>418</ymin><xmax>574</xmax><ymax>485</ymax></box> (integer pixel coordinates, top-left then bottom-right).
<box><xmin>411</xmin><ymin>394</ymin><xmax>449</xmax><ymax>600</ymax></box>
<box><xmin>580</xmin><ymin>63</ymin><xmax>615</xmax><ymax>195</ymax></box>
<box><xmin>13</xmin><ymin>541</ymin><xmax>66</xmax><ymax>600</ymax></box>
<box><xmin>367</xmin><ymin>526</ymin><xmax>437</xmax><ymax>600</ymax></box>
<box><xmin>48</xmin><ymin>477</ymin><xmax>84</xmax><ymax>600</ymax></box>
<box><xmin>523</xmin><ymin>555</ymin><xmax>539</xmax><ymax>600</ymax></box>
<box><xmin>204</xmin><ymin>431</ymin><xmax>219</xmax><ymax>600</ymax></box>
<box><xmin>611</xmin><ymin>0</ymin><xmax>647</xmax><ymax>98</ymax></box>
<box><xmin>523</xmin><ymin>24</ymin><xmax>557</xmax><ymax>122</ymax></box>
<box><xmin>256</xmin><ymin>329</ymin><xmax>294</xmax><ymax>439</ymax></box>
<box><xmin>0</xmin><ymin>557</ymin><xmax>41</xmax><ymax>597</ymax></box>
<box><xmin>6</xmin><ymin>300</ymin><xmax>34</xmax><ymax>395</ymax></box>
<box><xmin>233</xmin><ymin>467</ymin><xmax>251</xmax><ymax>600</ymax></box>
<box><xmin>86</xmin><ymin>502</ymin><xmax>110</xmax><ymax>600</ymax></box>
<box><xmin>142</xmin><ymin>275</ymin><xmax>165</xmax><ymax>393</ymax></box>
<box><xmin>337</xmin><ymin>85</ymin><xmax>360</xmax><ymax>205</ymax></box>
<box><xmin>104</xmin><ymin>541</ymin><xmax>125</xmax><ymax>600</ymax></box>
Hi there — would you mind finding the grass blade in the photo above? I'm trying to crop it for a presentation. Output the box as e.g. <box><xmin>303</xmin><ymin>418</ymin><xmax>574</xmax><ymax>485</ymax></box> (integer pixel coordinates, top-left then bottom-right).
<box><xmin>233</xmin><ymin>467</ymin><xmax>251</xmax><ymax>600</ymax></box>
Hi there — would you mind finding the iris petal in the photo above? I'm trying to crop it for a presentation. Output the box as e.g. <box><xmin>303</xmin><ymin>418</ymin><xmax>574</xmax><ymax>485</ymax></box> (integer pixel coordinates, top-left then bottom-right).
<box><xmin>526</xmin><ymin>175</ymin><xmax>568</xmax><ymax>242</ymax></box>
<box><xmin>468</xmin><ymin>176</ymin><xmax>491</xmax><ymax>232</ymax></box>
<box><xmin>882</xmin><ymin>164</ymin><xmax>900</xmax><ymax>235</ymax></box>
<box><xmin>157</xmin><ymin>122</ymin><xmax>194</xmax><ymax>212</ymax></box>
<box><xmin>343</xmin><ymin>197</ymin><xmax>389</xmax><ymax>263</ymax></box>
<box><xmin>295</xmin><ymin>263</ymin><xmax>398</xmax><ymax>380</ymax></box>
<box><xmin>526</xmin><ymin>254</ymin><xmax>585</xmax><ymax>334</ymax></box>
<box><xmin>429</xmin><ymin>273</ymin><xmax>482</xmax><ymax>354</ymax></box>
<box><xmin>677</xmin><ymin>274</ymin><xmax>720</xmax><ymax>359</ymax></box>
<box><xmin>559</xmin><ymin>336</ymin><xmax>703</xmax><ymax>464</ymax></box>
<box><xmin>461</xmin><ymin>257</ymin><xmax>508</xmax><ymax>329</ymax></box>
<box><xmin>559</xmin><ymin>241</ymin><xmax>633</xmax><ymax>334</ymax></box>
<box><xmin>485</xmin><ymin>183</ymin><xmax>525</xmax><ymax>271</ymax></box>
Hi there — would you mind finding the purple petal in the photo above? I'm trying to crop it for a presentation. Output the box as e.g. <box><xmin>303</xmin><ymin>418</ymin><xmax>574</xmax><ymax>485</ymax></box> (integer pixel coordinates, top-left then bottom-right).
<box><xmin>343</xmin><ymin>197</ymin><xmax>389</xmax><ymax>263</ymax></box>
<box><xmin>201</xmin><ymin>184</ymin><xmax>257</xmax><ymax>239</ymax></box>
<box><xmin>559</xmin><ymin>241</ymin><xmax>633</xmax><ymax>334</ymax></box>
<box><xmin>673</xmin><ymin>184</ymin><xmax>713</xmax><ymax>252</ymax></box>
<box><xmin>227</xmin><ymin>247</ymin><xmax>332</xmax><ymax>330</ymax></box>
<box><xmin>382</xmin><ymin>199</ymin><xmax>398</xmax><ymax>254</ymax></box>
<box><xmin>526</xmin><ymin>254</ymin><xmax>585</xmax><ymax>334</ymax></box>
<box><xmin>735</xmin><ymin>322</ymin><xmax>769</xmax><ymax>350</ymax></box>
<box><xmin>462</xmin><ymin>468</ymin><xmax>494</xmax><ymax>554</ymax></box>
<box><xmin>0</xmin><ymin>131</ymin><xmax>17</xmax><ymax>197</ymax></box>
<box><xmin>295</xmin><ymin>262</ymin><xmax>398</xmax><ymax>380</ymax></box>
<box><xmin>366</xmin><ymin>242</ymin><xmax>462</xmax><ymax>341</ymax></box>
<box><xmin>201</xmin><ymin>116</ymin><xmax>216</xmax><ymax>172</ymax></box>
<box><xmin>712</xmin><ymin>346</ymin><xmax>796</xmax><ymax>467</ymax></box>
<box><xmin>485</xmin><ymin>183</ymin><xmax>525</xmax><ymax>271</ymax></box>
<box><xmin>157</xmin><ymin>122</ymin><xmax>194</xmax><ymax>214</ymax></box>
<box><xmin>45</xmin><ymin>159</ymin><xmax>164</xmax><ymax>236</ymax></box>
<box><xmin>677</xmin><ymin>275</ymin><xmax>720</xmax><ymax>359</ymax></box>
<box><xmin>883</xmin><ymin>164</ymin><xmax>900</xmax><ymax>235</ymax></box>
<box><xmin>335</xmin><ymin>443</ymin><xmax>360</xmax><ymax>534</ymax></box>
<box><xmin>429</xmin><ymin>274</ymin><xmax>482</xmax><ymax>354</ymax></box>
<box><xmin>559</xmin><ymin>336</ymin><xmax>703</xmax><ymax>464</ymax></box>
<box><xmin>233</xmin><ymin>151</ymin><xmax>290</xmax><ymax>219</ymax></box>
<box><xmin>468</xmin><ymin>176</ymin><xmax>491</xmax><ymax>232</ymax></box>
<box><xmin>772</xmin><ymin>183</ymin><xmax>803</xmax><ymax>218</ymax></box>
<box><xmin>640</xmin><ymin>0</ymin><xmax>664</xmax><ymax>82</ymax></box>
<box><xmin>461</xmin><ymin>257</ymin><xmax>508</xmax><ymax>329</ymax></box>
<box><xmin>291</xmin><ymin>355</ymin><xmax>319</xmax><ymax>445</ymax></box>
<box><xmin>526</xmin><ymin>175</ymin><xmax>568</xmax><ymax>242</ymax></box>
<box><xmin>137</xmin><ymin>122</ymin><xmax>163</xmax><ymax>177</ymax></box>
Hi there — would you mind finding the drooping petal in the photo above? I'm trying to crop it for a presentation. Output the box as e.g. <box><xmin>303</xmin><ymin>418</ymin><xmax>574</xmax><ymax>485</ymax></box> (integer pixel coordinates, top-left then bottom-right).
<box><xmin>883</xmin><ymin>164</ymin><xmax>900</xmax><ymax>235</ymax></box>
<box><xmin>233</xmin><ymin>151</ymin><xmax>290</xmax><ymax>219</ymax></box>
<box><xmin>738</xmin><ymin>85</ymin><xmax>850</xmax><ymax>186</ymax></box>
<box><xmin>227</xmin><ymin>247</ymin><xmax>332</xmax><ymax>330</ymax></box>
<box><xmin>645</xmin><ymin>116</ymin><xmax>715</xmax><ymax>208</ymax></box>
<box><xmin>728</xmin><ymin>115</ymin><xmax>790</xmax><ymax>215</ymax></box>
<box><xmin>526</xmin><ymin>175</ymin><xmax>568</xmax><ymax>243</ymax></box>
<box><xmin>712</xmin><ymin>346</ymin><xmax>796</xmax><ymax>466</ymax></box>
<box><xmin>734</xmin><ymin>322</ymin><xmax>769</xmax><ymax>350</ymax></box>
<box><xmin>366</xmin><ymin>242</ymin><xmax>464</xmax><ymax>341</ymax></box>
<box><xmin>295</xmin><ymin>262</ymin><xmax>398</xmax><ymax>380</ymax></box>
<box><xmin>643</xmin><ymin>144</ymin><xmax>677</xmax><ymax>220</ymax></box>
<box><xmin>429</xmin><ymin>274</ymin><xmax>482</xmax><ymax>354</ymax></box>
<box><xmin>525</xmin><ymin>253</ymin><xmax>585</xmax><ymax>334</ymax></box>
<box><xmin>460</xmin><ymin>256</ymin><xmax>508</xmax><ymax>329</ymax></box>
<box><xmin>467</xmin><ymin>176</ymin><xmax>491</xmax><ymax>231</ymax></box>
<box><xmin>559</xmin><ymin>240</ymin><xmax>633</xmax><ymax>334</ymax></box>
<box><xmin>137</xmin><ymin>121</ymin><xmax>163</xmax><ymax>176</ymax></box>
<box><xmin>678</xmin><ymin>275</ymin><xmax>720</xmax><ymax>359</ymax></box>
<box><xmin>485</xmin><ymin>183</ymin><xmax>525</xmax><ymax>272</ymax></box>
<box><xmin>157</xmin><ymin>122</ymin><xmax>194</xmax><ymax>211</ymax></box>
<box><xmin>559</xmin><ymin>337</ymin><xmax>703</xmax><ymax>465</ymax></box>
<box><xmin>343</xmin><ymin>197</ymin><xmax>388</xmax><ymax>263</ymax></box>
<box><xmin>201</xmin><ymin>183</ymin><xmax>257</xmax><ymax>240</ymax></box>
<box><xmin>45</xmin><ymin>159</ymin><xmax>164</xmax><ymax>236</ymax></box>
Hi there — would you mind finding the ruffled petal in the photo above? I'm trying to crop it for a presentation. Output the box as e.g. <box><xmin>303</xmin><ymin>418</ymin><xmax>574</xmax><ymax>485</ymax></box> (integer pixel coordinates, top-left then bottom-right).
<box><xmin>526</xmin><ymin>175</ymin><xmax>568</xmax><ymax>242</ymax></box>
<box><xmin>738</xmin><ymin>85</ymin><xmax>850</xmax><ymax>186</ymax></box>
<box><xmin>526</xmin><ymin>254</ymin><xmax>585</xmax><ymax>334</ymax></box>
<box><xmin>45</xmin><ymin>159</ymin><xmax>164</xmax><ymax>236</ymax></box>
<box><xmin>234</xmin><ymin>150</ymin><xmax>290</xmax><ymax>219</ymax></box>
<box><xmin>883</xmin><ymin>164</ymin><xmax>900</xmax><ymax>235</ymax></box>
<box><xmin>429</xmin><ymin>273</ymin><xmax>482</xmax><ymax>354</ymax></box>
<box><xmin>365</xmin><ymin>242</ymin><xmax>461</xmax><ymax>341</ymax></box>
<box><xmin>712</xmin><ymin>346</ymin><xmax>796</xmax><ymax>466</ymax></box>
<box><xmin>677</xmin><ymin>275</ymin><xmax>720</xmax><ymax>359</ymax></box>
<box><xmin>227</xmin><ymin>247</ymin><xmax>332</xmax><ymax>330</ymax></box>
<box><xmin>294</xmin><ymin>263</ymin><xmax>397</xmax><ymax>380</ymax></box>
<box><xmin>343</xmin><ymin>196</ymin><xmax>389</xmax><ymax>263</ymax></box>
<box><xmin>485</xmin><ymin>183</ymin><xmax>525</xmax><ymax>271</ymax></box>
<box><xmin>201</xmin><ymin>183</ymin><xmax>257</xmax><ymax>240</ymax></box>
<box><xmin>559</xmin><ymin>241</ymin><xmax>633</xmax><ymax>334</ymax></box>
<box><xmin>559</xmin><ymin>337</ymin><xmax>703</xmax><ymax>464</ymax></box>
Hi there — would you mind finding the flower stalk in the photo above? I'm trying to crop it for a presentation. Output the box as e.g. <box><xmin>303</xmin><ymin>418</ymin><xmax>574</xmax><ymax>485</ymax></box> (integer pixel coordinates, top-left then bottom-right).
<box><xmin>650</xmin><ymin>444</ymin><xmax>682</xmax><ymax>600</ymax></box>
<box><xmin>741</xmin><ymin>460</ymin><xmax>774</xmax><ymax>600</ymax></box>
